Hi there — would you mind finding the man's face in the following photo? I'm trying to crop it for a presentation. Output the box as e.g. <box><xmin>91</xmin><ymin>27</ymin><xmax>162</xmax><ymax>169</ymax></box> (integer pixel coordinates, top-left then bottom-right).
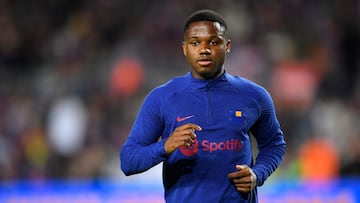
<box><xmin>182</xmin><ymin>21</ymin><xmax>230</xmax><ymax>80</ymax></box>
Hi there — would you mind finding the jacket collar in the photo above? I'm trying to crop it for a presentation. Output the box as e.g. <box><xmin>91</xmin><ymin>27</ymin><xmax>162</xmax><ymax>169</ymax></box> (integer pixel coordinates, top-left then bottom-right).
<box><xmin>185</xmin><ymin>71</ymin><xmax>229</xmax><ymax>90</ymax></box>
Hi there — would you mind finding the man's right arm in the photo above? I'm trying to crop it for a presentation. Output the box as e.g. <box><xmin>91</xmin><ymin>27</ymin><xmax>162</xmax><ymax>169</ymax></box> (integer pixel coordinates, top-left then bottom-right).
<box><xmin>120</xmin><ymin>91</ymin><xmax>168</xmax><ymax>175</ymax></box>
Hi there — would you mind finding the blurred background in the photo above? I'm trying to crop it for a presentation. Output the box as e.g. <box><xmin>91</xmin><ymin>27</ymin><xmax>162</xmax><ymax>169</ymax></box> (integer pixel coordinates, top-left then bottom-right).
<box><xmin>0</xmin><ymin>0</ymin><xmax>359</xmax><ymax>202</ymax></box>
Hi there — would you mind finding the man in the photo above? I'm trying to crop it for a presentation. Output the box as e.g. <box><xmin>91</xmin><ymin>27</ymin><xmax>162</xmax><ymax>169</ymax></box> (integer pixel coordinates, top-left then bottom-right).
<box><xmin>120</xmin><ymin>9</ymin><xmax>286</xmax><ymax>202</ymax></box>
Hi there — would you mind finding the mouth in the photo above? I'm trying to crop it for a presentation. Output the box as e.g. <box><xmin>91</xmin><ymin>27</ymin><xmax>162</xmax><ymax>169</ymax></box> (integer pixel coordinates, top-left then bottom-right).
<box><xmin>197</xmin><ymin>58</ymin><xmax>212</xmax><ymax>66</ymax></box>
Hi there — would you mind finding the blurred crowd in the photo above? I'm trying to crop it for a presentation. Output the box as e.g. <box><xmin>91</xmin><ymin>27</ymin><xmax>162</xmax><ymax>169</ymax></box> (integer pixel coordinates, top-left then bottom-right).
<box><xmin>0</xmin><ymin>0</ymin><xmax>359</xmax><ymax>182</ymax></box>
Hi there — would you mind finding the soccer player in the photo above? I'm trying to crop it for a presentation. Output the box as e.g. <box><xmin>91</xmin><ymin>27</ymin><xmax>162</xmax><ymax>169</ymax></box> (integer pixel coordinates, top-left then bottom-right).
<box><xmin>120</xmin><ymin>9</ymin><xmax>286</xmax><ymax>203</ymax></box>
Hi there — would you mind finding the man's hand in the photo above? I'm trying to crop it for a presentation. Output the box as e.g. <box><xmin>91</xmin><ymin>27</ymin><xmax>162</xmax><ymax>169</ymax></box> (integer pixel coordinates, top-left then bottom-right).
<box><xmin>164</xmin><ymin>123</ymin><xmax>202</xmax><ymax>154</ymax></box>
<box><xmin>228</xmin><ymin>165</ymin><xmax>257</xmax><ymax>193</ymax></box>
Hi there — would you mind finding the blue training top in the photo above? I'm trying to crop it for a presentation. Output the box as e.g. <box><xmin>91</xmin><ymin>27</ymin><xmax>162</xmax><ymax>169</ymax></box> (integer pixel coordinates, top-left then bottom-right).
<box><xmin>120</xmin><ymin>72</ymin><xmax>286</xmax><ymax>203</ymax></box>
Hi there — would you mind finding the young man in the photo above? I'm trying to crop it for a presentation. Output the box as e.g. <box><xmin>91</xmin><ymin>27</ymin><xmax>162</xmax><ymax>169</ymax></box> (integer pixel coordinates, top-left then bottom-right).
<box><xmin>120</xmin><ymin>9</ymin><xmax>286</xmax><ymax>202</ymax></box>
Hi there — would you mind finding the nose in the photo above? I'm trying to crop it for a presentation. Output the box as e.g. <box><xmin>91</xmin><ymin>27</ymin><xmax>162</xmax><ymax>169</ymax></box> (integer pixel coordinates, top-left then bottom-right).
<box><xmin>200</xmin><ymin>43</ymin><xmax>211</xmax><ymax>55</ymax></box>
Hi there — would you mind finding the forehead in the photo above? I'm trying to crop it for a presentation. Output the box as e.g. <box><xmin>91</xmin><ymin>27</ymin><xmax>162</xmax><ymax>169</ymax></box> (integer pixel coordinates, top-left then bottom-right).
<box><xmin>186</xmin><ymin>21</ymin><xmax>226</xmax><ymax>38</ymax></box>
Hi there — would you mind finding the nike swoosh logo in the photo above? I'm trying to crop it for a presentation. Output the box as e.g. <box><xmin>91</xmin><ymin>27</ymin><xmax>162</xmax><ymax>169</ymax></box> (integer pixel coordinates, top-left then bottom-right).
<box><xmin>176</xmin><ymin>115</ymin><xmax>194</xmax><ymax>122</ymax></box>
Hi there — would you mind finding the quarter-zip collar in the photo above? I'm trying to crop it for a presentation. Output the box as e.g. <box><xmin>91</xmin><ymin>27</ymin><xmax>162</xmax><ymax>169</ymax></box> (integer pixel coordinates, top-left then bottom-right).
<box><xmin>185</xmin><ymin>71</ymin><xmax>229</xmax><ymax>90</ymax></box>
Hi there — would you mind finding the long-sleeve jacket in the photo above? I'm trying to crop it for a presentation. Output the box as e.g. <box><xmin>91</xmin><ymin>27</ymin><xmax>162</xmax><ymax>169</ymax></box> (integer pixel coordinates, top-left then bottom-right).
<box><xmin>120</xmin><ymin>72</ymin><xmax>286</xmax><ymax>203</ymax></box>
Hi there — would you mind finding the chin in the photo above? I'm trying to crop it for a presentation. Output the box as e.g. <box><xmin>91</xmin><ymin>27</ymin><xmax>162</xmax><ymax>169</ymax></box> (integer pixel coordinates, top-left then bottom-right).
<box><xmin>199</xmin><ymin>71</ymin><xmax>217</xmax><ymax>79</ymax></box>
<box><xmin>199</xmin><ymin>68</ymin><xmax>223</xmax><ymax>79</ymax></box>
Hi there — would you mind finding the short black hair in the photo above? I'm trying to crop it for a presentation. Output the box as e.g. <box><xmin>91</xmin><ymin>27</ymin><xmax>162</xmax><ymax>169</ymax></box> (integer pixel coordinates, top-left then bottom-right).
<box><xmin>184</xmin><ymin>9</ymin><xmax>228</xmax><ymax>34</ymax></box>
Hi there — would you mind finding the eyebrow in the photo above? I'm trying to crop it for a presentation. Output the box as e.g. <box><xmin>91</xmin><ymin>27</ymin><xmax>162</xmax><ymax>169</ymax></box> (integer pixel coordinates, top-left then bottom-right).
<box><xmin>187</xmin><ymin>35</ymin><xmax>223</xmax><ymax>40</ymax></box>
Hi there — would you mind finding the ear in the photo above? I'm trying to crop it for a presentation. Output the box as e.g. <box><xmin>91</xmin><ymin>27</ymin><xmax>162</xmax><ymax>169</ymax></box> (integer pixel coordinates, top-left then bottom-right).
<box><xmin>182</xmin><ymin>41</ymin><xmax>187</xmax><ymax>56</ymax></box>
<box><xmin>225</xmin><ymin>39</ymin><xmax>231</xmax><ymax>54</ymax></box>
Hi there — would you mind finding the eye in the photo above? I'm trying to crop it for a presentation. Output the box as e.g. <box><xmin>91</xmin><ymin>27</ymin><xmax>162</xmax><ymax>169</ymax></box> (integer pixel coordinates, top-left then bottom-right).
<box><xmin>210</xmin><ymin>40</ymin><xmax>217</xmax><ymax>46</ymax></box>
<box><xmin>191</xmin><ymin>41</ymin><xmax>199</xmax><ymax>46</ymax></box>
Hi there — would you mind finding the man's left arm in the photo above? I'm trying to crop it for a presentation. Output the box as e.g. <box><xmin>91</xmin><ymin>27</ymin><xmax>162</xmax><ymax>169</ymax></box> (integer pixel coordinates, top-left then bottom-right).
<box><xmin>250</xmin><ymin>89</ymin><xmax>286</xmax><ymax>186</ymax></box>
